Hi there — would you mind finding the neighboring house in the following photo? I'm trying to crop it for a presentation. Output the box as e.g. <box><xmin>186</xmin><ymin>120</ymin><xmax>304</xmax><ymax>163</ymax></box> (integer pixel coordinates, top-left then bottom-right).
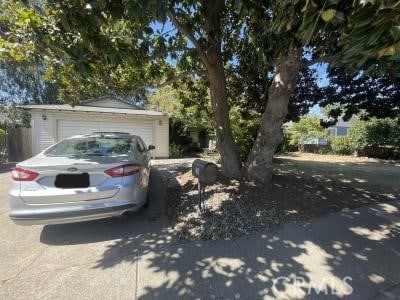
<box><xmin>20</xmin><ymin>96</ymin><xmax>169</xmax><ymax>158</ymax></box>
<box><xmin>326</xmin><ymin>117</ymin><xmax>354</xmax><ymax>137</ymax></box>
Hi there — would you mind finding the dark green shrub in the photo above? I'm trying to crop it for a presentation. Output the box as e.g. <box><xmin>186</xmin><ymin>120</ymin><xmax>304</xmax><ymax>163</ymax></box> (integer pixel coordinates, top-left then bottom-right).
<box><xmin>230</xmin><ymin>107</ymin><xmax>261</xmax><ymax>161</ymax></box>
<box><xmin>0</xmin><ymin>129</ymin><xmax>5</xmax><ymax>140</ymax></box>
<box><xmin>331</xmin><ymin>136</ymin><xmax>353</xmax><ymax>155</ymax></box>
<box><xmin>169</xmin><ymin>144</ymin><xmax>184</xmax><ymax>158</ymax></box>
<box><xmin>349</xmin><ymin>118</ymin><xmax>400</xmax><ymax>159</ymax></box>
<box><xmin>288</xmin><ymin>116</ymin><xmax>326</xmax><ymax>147</ymax></box>
<box><xmin>278</xmin><ymin>132</ymin><xmax>297</xmax><ymax>153</ymax></box>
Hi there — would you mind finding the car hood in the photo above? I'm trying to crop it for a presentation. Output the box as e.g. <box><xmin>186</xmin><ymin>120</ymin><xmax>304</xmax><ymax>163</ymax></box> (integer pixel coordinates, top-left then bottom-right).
<box><xmin>18</xmin><ymin>153</ymin><xmax>131</xmax><ymax>169</ymax></box>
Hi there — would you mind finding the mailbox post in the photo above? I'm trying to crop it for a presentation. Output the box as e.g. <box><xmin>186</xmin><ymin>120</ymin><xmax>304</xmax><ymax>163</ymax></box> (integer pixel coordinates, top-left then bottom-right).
<box><xmin>192</xmin><ymin>159</ymin><xmax>218</xmax><ymax>211</ymax></box>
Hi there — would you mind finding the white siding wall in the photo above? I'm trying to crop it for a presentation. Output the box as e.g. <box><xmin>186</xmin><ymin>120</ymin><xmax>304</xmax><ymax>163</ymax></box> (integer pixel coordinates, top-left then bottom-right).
<box><xmin>82</xmin><ymin>98</ymin><xmax>135</xmax><ymax>109</ymax></box>
<box><xmin>31</xmin><ymin>110</ymin><xmax>169</xmax><ymax>158</ymax></box>
<box><xmin>32</xmin><ymin>112</ymin><xmax>56</xmax><ymax>153</ymax></box>
<box><xmin>57</xmin><ymin>119</ymin><xmax>154</xmax><ymax>147</ymax></box>
<box><xmin>155</xmin><ymin>117</ymin><xmax>169</xmax><ymax>157</ymax></box>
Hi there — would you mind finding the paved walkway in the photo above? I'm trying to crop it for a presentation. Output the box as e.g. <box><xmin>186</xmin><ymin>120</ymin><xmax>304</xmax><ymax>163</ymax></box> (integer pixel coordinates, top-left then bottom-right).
<box><xmin>0</xmin><ymin>162</ymin><xmax>399</xmax><ymax>299</ymax></box>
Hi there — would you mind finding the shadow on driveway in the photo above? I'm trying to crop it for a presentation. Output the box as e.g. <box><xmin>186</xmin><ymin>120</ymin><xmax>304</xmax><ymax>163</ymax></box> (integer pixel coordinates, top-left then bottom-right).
<box><xmin>135</xmin><ymin>202</ymin><xmax>400</xmax><ymax>299</ymax></box>
<box><xmin>40</xmin><ymin>168</ymin><xmax>173</xmax><ymax>246</ymax></box>
<box><xmin>0</xmin><ymin>163</ymin><xmax>15</xmax><ymax>174</ymax></box>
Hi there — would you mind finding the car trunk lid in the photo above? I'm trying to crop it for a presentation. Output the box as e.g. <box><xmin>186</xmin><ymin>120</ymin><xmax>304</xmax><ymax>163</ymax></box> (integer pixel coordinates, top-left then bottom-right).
<box><xmin>18</xmin><ymin>154</ymin><xmax>129</xmax><ymax>204</ymax></box>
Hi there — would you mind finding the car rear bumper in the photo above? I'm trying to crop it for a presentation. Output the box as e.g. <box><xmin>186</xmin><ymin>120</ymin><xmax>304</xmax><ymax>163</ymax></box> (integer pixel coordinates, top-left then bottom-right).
<box><xmin>9</xmin><ymin>172</ymin><xmax>149</xmax><ymax>226</ymax></box>
<box><xmin>9</xmin><ymin>202</ymin><xmax>140</xmax><ymax>226</ymax></box>
<box><xmin>9</xmin><ymin>184</ymin><xmax>148</xmax><ymax>225</ymax></box>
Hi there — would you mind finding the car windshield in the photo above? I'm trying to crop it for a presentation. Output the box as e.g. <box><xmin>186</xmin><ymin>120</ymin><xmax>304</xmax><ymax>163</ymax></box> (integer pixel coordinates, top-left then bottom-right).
<box><xmin>44</xmin><ymin>137</ymin><xmax>132</xmax><ymax>157</ymax></box>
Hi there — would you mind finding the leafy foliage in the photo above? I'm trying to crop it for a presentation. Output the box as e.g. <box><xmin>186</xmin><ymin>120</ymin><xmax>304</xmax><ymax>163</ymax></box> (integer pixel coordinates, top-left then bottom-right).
<box><xmin>147</xmin><ymin>82</ymin><xmax>213</xmax><ymax>132</ymax></box>
<box><xmin>349</xmin><ymin>118</ymin><xmax>400</xmax><ymax>159</ymax></box>
<box><xmin>288</xmin><ymin>116</ymin><xmax>326</xmax><ymax>146</ymax></box>
<box><xmin>1</xmin><ymin>0</ymin><xmax>399</xmax><ymax>177</ymax></box>
<box><xmin>147</xmin><ymin>81</ymin><xmax>213</xmax><ymax>151</ymax></box>
<box><xmin>169</xmin><ymin>143</ymin><xmax>184</xmax><ymax>158</ymax></box>
<box><xmin>2</xmin><ymin>0</ymin><xmax>398</xmax><ymax>106</ymax></box>
<box><xmin>0</xmin><ymin>104</ymin><xmax>31</xmax><ymax>127</ymax></box>
<box><xmin>0</xmin><ymin>61</ymin><xmax>57</xmax><ymax>127</ymax></box>
<box><xmin>277</xmin><ymin>132</ymin><xmax>298</xmax><ymax>153</ymax></box>
<box><xmin>230</xmin><ymin>106</ymin><xmax>261</xmax><ymax>160</ymax></box>
<box><xmin>322</xmin><ymin>68</ymin><xmax>400</xmax><ymax>123</ymax></box>
<box><xmin>0</xmin><ymin>0</ymin><xmax>174</xmax><ymax>103</ymax></box>
<box><xmin>235</xmin><ymin>0</ymin><xmax>400</xmax><ymax>76</ymax></box>
<box><xmin>227</xmin><ymin>60</ymin><xmax>323</xmax><ymax>121</ymax></box>
<box><xmin>0</xmin><ymin>61</ymin><xmax>57</xmax><ymax>104</ymax></box>
<box><xmin>331</xmin><ymin>136</ymin><xmax>353</xmax><ymax>155</ymax></box>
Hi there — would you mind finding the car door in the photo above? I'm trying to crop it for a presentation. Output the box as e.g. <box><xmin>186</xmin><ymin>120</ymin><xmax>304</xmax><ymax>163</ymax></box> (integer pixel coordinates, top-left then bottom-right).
<box><xmin>137</xmin><ymin>137</ymin><xmax>151</xmax><ymax>169</ymax></box>
<box><xmin>132</xmin><ymin>137</ymin><xmax>150</xmax><ymax>188</ymax></box>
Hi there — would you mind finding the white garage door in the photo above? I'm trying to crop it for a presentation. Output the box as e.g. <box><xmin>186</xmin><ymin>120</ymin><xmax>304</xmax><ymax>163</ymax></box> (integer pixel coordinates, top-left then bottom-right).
<box><xmin>57</xmin><ymin>119</ymin><xmax>154</xmax><ymax>147</ymax></box>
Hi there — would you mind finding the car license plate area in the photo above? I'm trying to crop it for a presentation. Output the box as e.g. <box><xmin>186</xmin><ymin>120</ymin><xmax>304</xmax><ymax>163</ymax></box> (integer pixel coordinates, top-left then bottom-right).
<box><xmin>55</xmin><ymin>173</ymin><xmax>90</xmax><ymax>188</ymax></box>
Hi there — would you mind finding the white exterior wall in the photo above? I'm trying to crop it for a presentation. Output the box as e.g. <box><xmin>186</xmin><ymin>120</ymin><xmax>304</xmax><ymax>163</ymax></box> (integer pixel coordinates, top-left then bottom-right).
<box><xmin>82</xmin><ymin>98</ymin><xmax>135</xmax><ymax>109</ymax></box>
<box><xmin>31</xmin><ymin>112</ymin><xmax>56</xmax><ymax>153</ymax></box>
<box><xmin>155</xmin><ymin>117</ymin><xmax>169</xmax><ymax>158</ymax></box>
<box><xmin>31</xmin><ymin>110</ymin><xmax>169</xmax><ymax>158</ymax></box>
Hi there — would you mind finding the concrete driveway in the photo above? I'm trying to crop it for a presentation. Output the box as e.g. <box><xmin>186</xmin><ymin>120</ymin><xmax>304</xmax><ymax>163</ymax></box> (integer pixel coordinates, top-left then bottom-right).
<box><xmin>0</xmin><ymin>162</ymin><xmax>178</xmax><ymax>299</ymax></box>
<box><xmin>1</xmin><ymin>160</ymin><xmax>400</xmax><ymax>299</ymax></box>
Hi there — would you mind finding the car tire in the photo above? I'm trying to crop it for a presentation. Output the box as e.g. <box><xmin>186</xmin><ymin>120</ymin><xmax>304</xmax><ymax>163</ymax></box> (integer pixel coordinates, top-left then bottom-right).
<box><xmin>143</xmin><ymin>191</ymin><xmax>149</xmax><ymax>207</ymax></box>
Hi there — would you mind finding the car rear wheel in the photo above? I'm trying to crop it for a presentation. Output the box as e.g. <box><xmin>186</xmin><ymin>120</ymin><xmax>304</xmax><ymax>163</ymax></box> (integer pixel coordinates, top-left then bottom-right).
<box><xmin>143</xmin><ymin>192</ymin><xmax>149</xmax><ymax>207</ymax></box>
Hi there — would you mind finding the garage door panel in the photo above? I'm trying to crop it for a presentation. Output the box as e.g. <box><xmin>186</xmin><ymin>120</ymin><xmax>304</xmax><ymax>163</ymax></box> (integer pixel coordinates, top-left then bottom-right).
<box><xmin>57</xmin><ymin>119</ymin><xmax>154</xmax><ymax>147</ymax></box>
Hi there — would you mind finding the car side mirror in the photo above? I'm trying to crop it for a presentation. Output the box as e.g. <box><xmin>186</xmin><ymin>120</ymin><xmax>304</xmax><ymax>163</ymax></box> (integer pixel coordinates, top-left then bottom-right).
<box><xmin>148</xmin><ymin>145</ymin><xmax>155</xmax><ymax>151</ymax></box>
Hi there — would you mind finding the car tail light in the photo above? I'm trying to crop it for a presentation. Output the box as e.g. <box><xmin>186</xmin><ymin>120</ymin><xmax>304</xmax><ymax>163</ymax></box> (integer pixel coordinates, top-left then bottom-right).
<box><xmin>11</xmin><ymin>167</ymin><xmax>39</xmax><ymax>181</ymax></box>
<box><xmin>104</xmin><ymin>164</ymin><xmax>142</xmax><ymax>177</ymax></box>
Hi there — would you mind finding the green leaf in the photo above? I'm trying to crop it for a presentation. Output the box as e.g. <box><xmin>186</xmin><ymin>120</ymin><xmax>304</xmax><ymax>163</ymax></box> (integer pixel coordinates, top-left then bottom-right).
<box><xmin>366</xmin><ymin>26</ymin><xmax>389</xmax><ymax>46</ymax></box>
<box><xmin>234</xmin><ymin>0</ymin><xmax>243</xmax><ymax>12</ymax></box>
<box><xmin>390</xmin><ymin>26</ymin><xmax>400</xmax><ymax>41</ymax></box>
<box><xmin>59</xmin><ymin>14</ymin><xmax>71</xmax><ymax>31</ymax></box>
<box><xmin>321</xmin><ymin>9</ymin><xmax>336</xmax><ymax>22</ymax></box>
<box><xmin>298</xmin><ymin>13</ymin><xmax>319</xmax><ymax>43</ymax></box>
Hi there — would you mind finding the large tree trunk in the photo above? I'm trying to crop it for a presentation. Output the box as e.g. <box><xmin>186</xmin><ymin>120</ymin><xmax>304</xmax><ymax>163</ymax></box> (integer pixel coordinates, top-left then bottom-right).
<box><xmin>169</xmin><ymin>1</ymin><xmax>242</xmax><ymax>178</ymax></box>
<box><xmin>207</xmin><ymin>52</ymin><xmax>242</xmax><ymax>178</ymax></box>
<box><xmin>246</xmin><ymin>49</ymin><xmax>301</xmax><ymax>182</ymax></box>
<box><xmin>203</xmin><ymin>0</ymin><xmax>242</xmax><ymax>178</ymax></box>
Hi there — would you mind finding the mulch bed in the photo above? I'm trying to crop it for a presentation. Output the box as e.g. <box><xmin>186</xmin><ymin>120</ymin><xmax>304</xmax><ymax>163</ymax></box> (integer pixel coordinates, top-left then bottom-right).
<box><xmin>166</xmin><ymin>163</ymin><xmax>398</xmax><ymax>241</ymax></box>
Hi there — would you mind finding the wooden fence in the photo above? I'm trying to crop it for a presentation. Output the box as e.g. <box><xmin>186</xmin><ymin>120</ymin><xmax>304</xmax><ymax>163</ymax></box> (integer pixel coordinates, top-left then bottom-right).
<box><xmin>7</xmin><ymin>128</ymin><xmax>32</xmax><ymax>162</ymax></box>
<box><xmin>0</xmin><ymin>131</ymin><xmax>6</xmax><ymax>163</ymax></box>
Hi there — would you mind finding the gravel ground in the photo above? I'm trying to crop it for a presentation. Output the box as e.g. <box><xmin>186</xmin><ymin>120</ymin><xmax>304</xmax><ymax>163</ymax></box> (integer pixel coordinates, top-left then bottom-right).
<box><xmin>167</xmin><ymin>169</ymin><xmax>282</xmax><ymax>241</ymax></box>
<box><xmin>165</xmin><ymin>154</ymin><xmax>399</xmax><ymax>241</ymax></box>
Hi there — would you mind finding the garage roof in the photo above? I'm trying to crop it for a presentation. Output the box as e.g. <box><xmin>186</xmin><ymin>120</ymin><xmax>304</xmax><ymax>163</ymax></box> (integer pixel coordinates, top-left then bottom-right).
<box><xmin>20</xmin><ymin>104</ymin><xmax>166</xmax><ymax>117</ymax></box>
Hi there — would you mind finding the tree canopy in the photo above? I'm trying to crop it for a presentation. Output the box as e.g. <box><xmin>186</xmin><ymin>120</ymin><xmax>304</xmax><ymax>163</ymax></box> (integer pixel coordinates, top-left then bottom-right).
<box><xmin>0</xmin><ymin>0</ymin><xmax>399</xmax><ymax>181</ymax></box>
<box><xmin>322</xmin><ymin>67</ymin><xmax>400</xmax><ymax>122</ymax></box>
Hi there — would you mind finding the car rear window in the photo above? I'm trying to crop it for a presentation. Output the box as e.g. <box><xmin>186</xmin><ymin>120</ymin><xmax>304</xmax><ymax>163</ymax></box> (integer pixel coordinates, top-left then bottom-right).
<box><xmin>44</xmin><ymin>137</ymin><xmax>132</xmax><ymax>157</ymax></box>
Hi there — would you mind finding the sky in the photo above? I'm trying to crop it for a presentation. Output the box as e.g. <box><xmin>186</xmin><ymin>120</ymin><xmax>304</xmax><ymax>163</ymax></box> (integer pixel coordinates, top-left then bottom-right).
<box><xmin>309</xmin><ymin>64</ymin><xmax>329</xmax><ymax>116</ymax></box>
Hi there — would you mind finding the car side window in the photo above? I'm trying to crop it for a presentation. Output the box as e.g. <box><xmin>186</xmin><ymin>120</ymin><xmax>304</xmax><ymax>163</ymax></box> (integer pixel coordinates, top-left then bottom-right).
<box><xmin>137</xmin><ymin>138</ymin><xmax>147</xmax><ymax>152</ymax></box>
<box><xmin>130</xmin><ymin>140</ymin><xmax>141</xmax><ymax>161</ymax></box>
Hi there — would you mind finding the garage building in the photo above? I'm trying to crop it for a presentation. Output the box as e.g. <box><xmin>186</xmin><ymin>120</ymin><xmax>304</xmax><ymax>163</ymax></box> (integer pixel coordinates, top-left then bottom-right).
<box><xmin>22</xmin><ymin>96</ymin><xmax>169</xmax><ymax>158</ymax></box>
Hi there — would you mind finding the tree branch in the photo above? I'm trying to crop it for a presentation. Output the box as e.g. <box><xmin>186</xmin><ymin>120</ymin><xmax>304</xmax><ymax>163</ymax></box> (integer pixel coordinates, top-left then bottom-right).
<box><xmin>156</xmin><ymin>70</ymin><xmax>206</xmax><ymax>88</ymax></box>
<box><xmin>167</xmin><ymin>10</ymin><xmax>211</xmax><ymax>69</ymax></box>
<box><xmin>143</xmin><ymin>45</ymin><xmax>190</xmax><ymax>63</ymax></box>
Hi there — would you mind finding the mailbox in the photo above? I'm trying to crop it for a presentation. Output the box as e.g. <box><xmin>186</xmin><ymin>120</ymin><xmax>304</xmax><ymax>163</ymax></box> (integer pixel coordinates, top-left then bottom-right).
<box><xmin>192</xmin><ymin>159</ymin><xmax>218</xmax><ymax>185</ymax></box>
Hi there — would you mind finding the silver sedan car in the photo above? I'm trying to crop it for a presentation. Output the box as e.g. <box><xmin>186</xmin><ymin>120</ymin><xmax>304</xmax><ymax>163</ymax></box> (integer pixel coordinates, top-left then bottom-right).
<box><xmin>9</xmin><ymin>132</ymin><xmax>154</xmax><ymax>225</ymax></box>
